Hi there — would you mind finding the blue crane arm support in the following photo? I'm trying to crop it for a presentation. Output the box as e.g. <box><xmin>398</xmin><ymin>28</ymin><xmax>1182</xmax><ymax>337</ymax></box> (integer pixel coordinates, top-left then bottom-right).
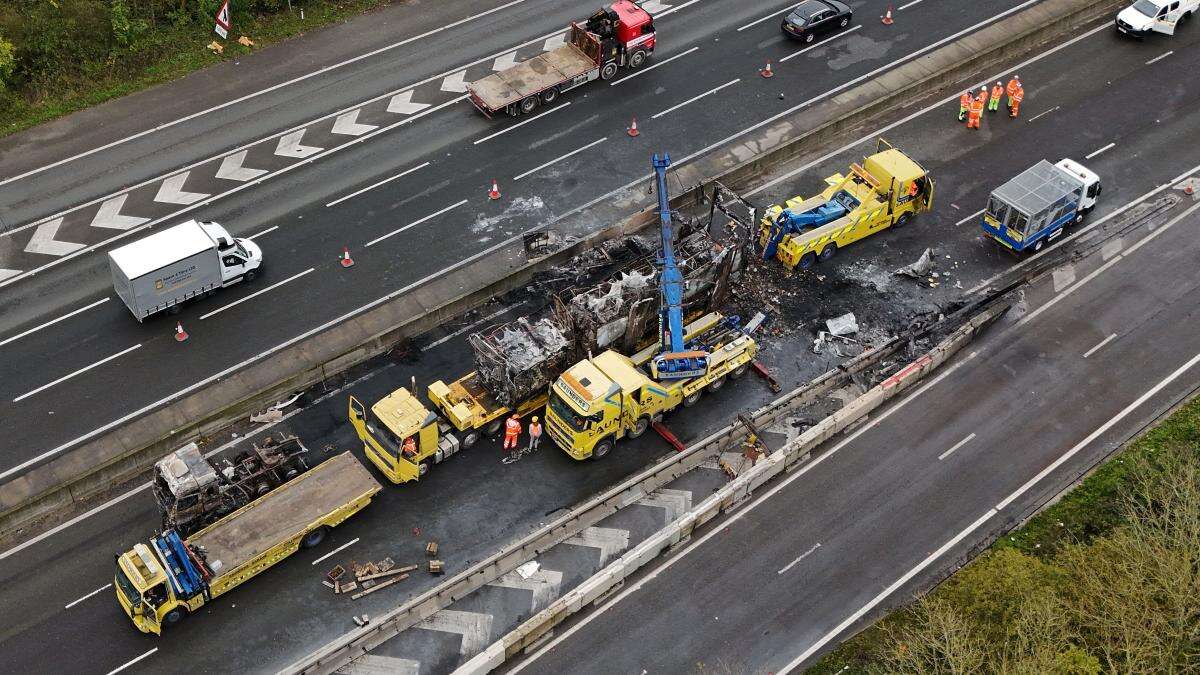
<box><xmin>653</xmin><ymin>153</ymin><xmax>688</xmax><ymax>354</ymax></box>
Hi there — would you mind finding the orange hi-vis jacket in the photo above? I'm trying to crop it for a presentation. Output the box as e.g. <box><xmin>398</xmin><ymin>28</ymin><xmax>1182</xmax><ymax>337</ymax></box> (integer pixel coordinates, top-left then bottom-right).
<box><xmin>505</xmin><ymin>417</ymin><xmax>522</xmax><ymax>438</ymax></box>
<box><xmin>1006</xmin><ymin>78</ymin><xmax>1020</xmax><ymax>99</ymax></box>
<box><xmin>959</xmin><ymin>92</ymin><xmax>972</xmax><ymax>109</ymax></box>
<box><xmin>969</xmin><ymin>98</ymin><xmax>985</xmax><ymax>114</ymax></box>
<box><xmin>991</xmin><ymin>83</ymin><xmax>1004</xmax><ymax>100</ymax></box>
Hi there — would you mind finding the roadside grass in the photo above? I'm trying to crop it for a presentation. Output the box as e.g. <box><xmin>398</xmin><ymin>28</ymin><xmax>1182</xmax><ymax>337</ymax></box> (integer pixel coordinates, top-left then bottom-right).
<box><xmin>808</xmin><ymin>392</ymin><xmax>1200</xmax><ymax>674</ymax></box>
<box><xmin>0</xmin><ymin>0</ymin><xmax>392</xmax><ymax>138</ymax></box>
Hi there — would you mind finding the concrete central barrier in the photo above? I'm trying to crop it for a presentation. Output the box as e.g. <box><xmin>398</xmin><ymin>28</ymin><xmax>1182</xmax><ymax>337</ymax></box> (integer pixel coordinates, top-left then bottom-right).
<box><xmin>0</xmin><ymin>0</ymin><xmax>1125</xmax><ymax>540</ymax></box>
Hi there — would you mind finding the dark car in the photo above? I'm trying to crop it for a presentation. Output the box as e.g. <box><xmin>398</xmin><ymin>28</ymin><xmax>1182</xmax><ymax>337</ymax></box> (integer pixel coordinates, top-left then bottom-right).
<box><xmin>781</xmin><ymin>0</ymin><xmax>853</xmax><ymax>43</ymax></box>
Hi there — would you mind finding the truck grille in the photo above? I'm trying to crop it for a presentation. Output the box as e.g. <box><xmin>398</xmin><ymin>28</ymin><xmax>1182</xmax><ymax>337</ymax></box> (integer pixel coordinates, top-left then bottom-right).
<box><xmin>546</xmin><ymin>417</ymin><xmax>572</xmax><ymax>449</ymax></box>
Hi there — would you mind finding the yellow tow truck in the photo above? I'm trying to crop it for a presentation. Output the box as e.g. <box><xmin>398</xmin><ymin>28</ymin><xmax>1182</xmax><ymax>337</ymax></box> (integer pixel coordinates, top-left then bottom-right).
<box><xmin>545</xmin><ymin>312</ymin><xmax>757</xmax><ymax>460</ymax></box>
<box><xmin>759</xmin><ymin>140</ymin><xmax>933</xmax><ymax>271</ymax></box>
<box><xmin>347</xmin><ymin>385</ymin><xmax>480</xmax><ymax>484</ymax></box>
<box><xmin>114</xmin><ymin>452</ymin><xmax>380</xmax><ymax>634</ymax></box>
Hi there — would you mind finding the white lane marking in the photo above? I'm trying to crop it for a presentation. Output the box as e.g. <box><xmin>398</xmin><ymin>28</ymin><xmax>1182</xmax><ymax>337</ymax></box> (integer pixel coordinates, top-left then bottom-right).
<box><xmin>513</xmin><ymin>137</ymin><xmax>608</xmax><ymax>180</ymax></box>
<box><xmin>13</xmin><ymin>344</ymin><xmax>142</xmax><ymax>403</ymax></box>
<box><xmin>0</xmin><ymin>298</ymin><xmax>108</xmax><ymax>349</ymax></box>
<box><xmin>24</xmin><ymin>218</ymin><xmax>84</xmax><ymax>256</ymax></box>
<box><xmin>64</xmin><ymin>583</ymin><xmax>112</xmax><ymax>609</ymax></box>
<box><xmin>440</xmin><ymin>70</ymin><xmax>469</xmax><ymax>93</ymax></box>
<box><xmin>199</xmin><ymin>268</ymin><xmax>315</xmax><ymax>320</ymax></box>
<box><xmin>1026</xmin><ymin>105</ymin><xmax>1059</xmax><ymax>123</ymax></box>
<box><xmin>215</xmin><ymin>150</ymin><xmax>269</xmax><ymax>182</ymax></box>
<box><xmin>1083</xmin><ymin>333</ymin><xmax>1117</xmax><ymax>359</ymax></box>
<box><xmin>0</xmin><ymin>0</ymin><xmax>539</xmax><ymax>188</ymax></box>
<box><xmin>897</xmin><ymin>0</ymin><xmax>926</xmax><ymax>9</ymax></box>
<box><xmin>542</xmin><ymin>35</ymin><xmax>566</xmax><ymax>51</ymax></box>
<box><xmin>737</xmin><ymin>5</ymin><xmax>790</xmax><ymax>31</ymax></box>
<box><xmin>473</xmin><ymin>104</ymin><xmax>572</xmax><ymax>145</ymax></box>
<box><xmin>421</xmin><ymin>301</ymin><xmax>526</xmax><ymax>352</ymax></box>
<box><xmin>777</xmin><ymin>543</ymin><xmax>821</xmax><ymax>575</ymax></box>
<box><xmin>152</xmin><ymin>171</ymin><xmax>210</xmax><ymax>205</ymax></box>
<box><xmin>312</xmin><ymin>537</ymin><xmax>360</xmax><ymax>566</ymax></box>
<box><xmin>780</xmin><ymin>25</ymin><xmax>861</xmax><ymax>62</ymax></box>
<box><xmin>247</xmin><ymin>226</ymin><xmax>279</xmax><ymax>240</ymax></box>
<box><xmin>776</xmin><ymin>508</ymin><xmax>999</xmax><ymax>673</ymax></box>
<box><xmin>274</xmin><ymin>129</ymin><xmax>324</xmax><ymax>158</ymax></box>
<box><xmin>1085</xmin><ymin>142</ymin><xmax>1115</xmax><ymax>159</ymax></box>
<box><xmin>938</xmin><ymin>433</ymin><xmax>976</xmax><ymax>461</ymax></box>
<box><xmin>105</xmin><ymin>648</ymin><xmax>158</xmax><ymax>675</ymax></box>
<box><xmin>331</xmin><ymin>109</ymin><xmax>379</xmax><ymax>136</ymax></box>
<box><xmin>1145</xmin><ymin>50</ymin><xmax>1173</xmax><ymax>65</ymax></box>
<box><xmin>326</xmin><ymin>161</ymin><xmax>431</xmax><ymax>206</ymax></box>
<box><xmin>955</xmin><ymin>209</ymin><xmax>984</xmax><ymax>227</ymax></box>
<box><xmin>651</xmin><ymin>79</ymin><xmax>740</xmax><ymax>119</ymax></box>
<box><xmin>365</xmin><ymin>199</ymin><xmax>469</xmax><ymax>246</ymax></box>
<box><xmin>1052</xmin><ymin>265</ymin><xmax>1076</xmax><ymax>292</ymax></box>
<box><xmin>1016</xmin><ymin>200</ymin><xmax>1200</xmax><ymax>329</ymax></box>
<box><xmin>610</xmin><ymin>46</ymin><xmax>700</xmax><ymax>86</ymax></box>
<box><xmin>387</xmin><ymin>90</ymin><xmax>432</xmax><ymax>115</ymax></box>
<box><xmin>89</xmin><ymin>194</ymin><xmax>149</xmax><ymax>231</ymax></box>
<box><xmin>514</xmin><ymin>351</ymin><xmax>980</xmax><ymax>673</ymax></box>
<box><xmin>996</xmin><ymin>348</ymin><xmax>1200</xmax><ymax>511</ymax></box>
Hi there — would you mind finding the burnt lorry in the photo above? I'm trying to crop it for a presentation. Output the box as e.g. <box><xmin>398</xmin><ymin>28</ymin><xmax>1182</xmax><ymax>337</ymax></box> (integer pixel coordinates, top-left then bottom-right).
<box><xmin>467</xmin><ymin>1</ymin><xmax>656</xmax><ymax>117</ymax></box>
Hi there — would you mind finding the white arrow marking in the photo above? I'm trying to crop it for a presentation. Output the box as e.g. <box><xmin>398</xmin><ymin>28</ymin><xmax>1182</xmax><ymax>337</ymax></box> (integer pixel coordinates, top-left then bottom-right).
<box><xmin>639</xmin><ymin>1</ymin><xmax>673</xmax><ymax>12</ymax></box>
<box><xmin>440</xmin><ymin>71</ymin><xmax>469</xmax><ymax>93</ymax></box>
<box><xmin>543</xmin><ymin>35</ymin><xmax>566</xmax><ymax>51</ymax></box>
<box><xmin>492</xmin><ymin>52</ymin><xmax>518</xmax><ymax>71</ymax></box>
<box><xmin>24</xmin><ymin>218</ymin><xmax>85</xmax><ymax>256</ymax></box>
<box><xmin>0</xmin><ymin>269</ymin><xmax>21</xmax><ymax>283</ymax></box>
<box><xmin>89</xmin><ymin>194</ymin><xmax>149</xmax><ymax>231</ymax></box>
<box><xmin>215</xmin><ymin>150</ymin><xmax>268</xmax><ymax>182</ymax></box>
<box><xmin>387</xmin><ymin>90</ymin><xmax>432</xmax><ymax>115</ymax></box>
<box><xmin>154</xmin><ymin>172</ymin><xmax>211</xmax><ymax>205</ymax></box>
<box><xmin>331</xmin><ymin>109</ymin><xmax>378</xmax><ymax>136</ymax></box>
<box><xmin>275</xmin><ymin>129</ymin><xmax>323</xmax><ymax>159</ymax></box>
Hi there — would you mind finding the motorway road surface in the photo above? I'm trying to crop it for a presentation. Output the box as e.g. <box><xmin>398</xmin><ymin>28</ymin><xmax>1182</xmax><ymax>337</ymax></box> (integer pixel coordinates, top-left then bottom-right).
<box><xmin>0</xmin><ymin>14</ymin><xmax>1198</xmax><ymax>673</ymax></box>
<box><xmin>0</xmin><ymin>0</ymin><xmax>1057</xmax><ymax>482</ymax></box>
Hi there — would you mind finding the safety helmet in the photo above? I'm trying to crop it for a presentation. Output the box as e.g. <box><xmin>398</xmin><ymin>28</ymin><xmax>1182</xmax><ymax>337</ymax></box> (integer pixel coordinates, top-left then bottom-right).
<box><xmin>996</xmin><ymin>81</ymin><xmax>1003</xmax><ymax>86</ymax></box>
<box><xmin>532</xmin><ymin>416</ymin><xmax>538</xmax><ymax>422</ymax></box>
<box><xmin>511</xmin><ymin>413</ymin><xmax>519</xmax><ymax>418</ymax></box>
<box><xmin>980</xmin><ymin>86</ymin><xmax>986</xmax><ymax>92</ymax></box>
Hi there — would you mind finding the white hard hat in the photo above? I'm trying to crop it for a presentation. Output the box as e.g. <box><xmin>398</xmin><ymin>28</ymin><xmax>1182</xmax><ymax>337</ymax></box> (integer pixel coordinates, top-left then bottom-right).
<box><xmin>996</xmin><ymin>81</ymin><xmax>1003</xmax><ymax>86</ymax></box>
<box><xmin>980</xmin><ymin>86</ymin><xmax>987</xmax><ymax>91</ymax></box>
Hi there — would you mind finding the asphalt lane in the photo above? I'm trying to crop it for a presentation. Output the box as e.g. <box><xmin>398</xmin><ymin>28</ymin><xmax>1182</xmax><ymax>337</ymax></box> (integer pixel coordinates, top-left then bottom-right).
<box><xmin>0</xmin><ymin>0</ymin><xmax>1050</xmax><ymax>477</ymax></box>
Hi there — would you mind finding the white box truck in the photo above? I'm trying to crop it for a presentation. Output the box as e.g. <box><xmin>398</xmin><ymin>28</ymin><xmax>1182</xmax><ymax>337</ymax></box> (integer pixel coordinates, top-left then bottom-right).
<box><xmin>108</xmin><ymin>220</ymin><xmax>263</xmax><ymax>321</ymax></box>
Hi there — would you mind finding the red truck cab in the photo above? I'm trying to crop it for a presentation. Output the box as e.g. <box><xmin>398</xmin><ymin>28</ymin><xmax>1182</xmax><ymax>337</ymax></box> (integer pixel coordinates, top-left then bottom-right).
<box><xmin>587</xmin><ymin>0</ymin><xmax>656</xmax><ymax>68</ymax></box>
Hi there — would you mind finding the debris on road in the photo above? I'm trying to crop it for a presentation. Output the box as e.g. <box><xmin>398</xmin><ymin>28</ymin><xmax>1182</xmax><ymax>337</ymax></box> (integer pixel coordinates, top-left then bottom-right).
<box><xmin>425</xmin><ymin>542</ymin><xmax>439</xmax><ymax>557</ymax></box>
<box><xmin>825</xmin><ymin>312</ymin><xmax>858</xmax><ymax>337</ymax></box>
<box><xmin>351</xmin><ymin>574</ymin><xmax>408</xmax><ymax>600</ymax></box>
<box><xmin>249</xmin><ymin>409</ymin><xmax>284</xmax><ymax>424</ymax></box>
<box><xmin>894</xmin><ymin>248</ymin><xmax>934</xmax><ymax>280</ymax></box>
<box><xmin>428</xmin><ymin>560</ymin><xmax>445</xmax><ymax>575</ymax></box>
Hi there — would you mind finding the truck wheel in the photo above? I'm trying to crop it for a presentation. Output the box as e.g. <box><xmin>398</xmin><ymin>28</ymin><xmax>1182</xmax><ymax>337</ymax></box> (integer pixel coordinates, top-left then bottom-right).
<box><xmin>461</xmin><ymin>431</ymin><xmax>480</xmax><ymax>448</ymax></box>
<box><xmin>163</xmin><ymin>607</ymin><xmax>187</xmax><ymax>626</ymax></box>
<box><xmin>600</xmin><ymin>62</ymin><xmax>619</xmax><ymax>80</ymax></box>
<box><xmin>628</xmin><ymin>416</ymin><xmax>651</xmax><ymax>439</ymax></box>
<box><xmin>707</xmin><ymin>376</ymin><xmax>726</xmax><ymax>393</ymax></box>
<box><xmin>486</xmin><ymin>420</ymin><xmax>502</xmax><ymax>436</ymax></box>
<box><xmin>592</xmin><ymin>438</ymin><xmax>614</xmax><ymax>459</ymax></box>
<box><xmin>729</xmin><ymin>363</ymin><xmax>749</xmax><ymax>379</ymax></box>
<box><xmin>798</xmin><ymin>252</ymin><xmax>818</xmax><ymax>270</ymax></box>
<box><xmin>520</xmin><ymin>96</ymin><xmax>540</xmax><ymax>114</ymax></box>
<box><xmin>244</xmin><ymin>270</ymin><xmax>257</xmax><ymax>282</ymax></box>
<box><xmin>682</xmin><ymin>390</ymin><xmax>702</xmax><ymax>407</ymax></box>
<box><xmin>540</xmin><ymin>88</ymin><xmax>559</xmax><ymax>105</ymax></box>
<box><xmin>1032</xmin><ymin>239</ymin><xmax>1045</xmax><ymax>253</ymax></box>
<box><xmin>629</xmin><ymin>50</ymin><xmax>647</xmax><ymax>69</ymax></box>
<box><xmin>255</xmin><ymin>481</ymin><xmax>272</xmax><ymax>496</ymax></box>
<box><xmin>819</xmin><ymin>243</ymin><xmax>838</xmax><ymax>262</ymax></box>
<box><xmin>418</xmin><ymin>462</ymin><xmax>430</xmax><ymax>477</ymax></box>
<box><xmin>893</xmin><ymin>213</ymin><xmax>912</xmax><ymax>228</ymax></box>
<box><xmin>301</xmin><ymin>526</ymin><xmax>328</xmax><ymax>549</ymax></box>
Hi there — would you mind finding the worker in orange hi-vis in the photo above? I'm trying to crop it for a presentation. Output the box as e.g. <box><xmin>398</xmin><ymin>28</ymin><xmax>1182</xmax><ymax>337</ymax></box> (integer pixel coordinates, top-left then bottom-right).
<box><xmin>967</xmin><ymin>96</ymin><xmax>984</xmax><ymax>129</ymax></box>
<box><xmin>503</xmin><ymin>413</ymin><xmax>522</xmax><ymax>458</ymax></box>
<box><xmin>1006</xmin><ymin>75</ymin><xmax>1021</xmax><ymax>109</ymax></box>
<box><xmin>977</xmin><ymin>85</ymin><xmax>989</xmax><ymax>108</ymax></box>
<box><xmin>1009</xmin><ymin>85</ymin><xmax>1025</xmax><ymax>118</ymax></box>
<box><xmin>958</xmin><ymin>91</ymin><xmax>972</xmax><ymax>122</ymax></box>
<box><xmin>402</xmin><ymin>436</ymin><xmax>417</xmax><ymax>458</ymax></box>
<box><xmin>989</xmin><ymin>82</ymin><xmax>1004</xmax><ymax>112</ymax></box>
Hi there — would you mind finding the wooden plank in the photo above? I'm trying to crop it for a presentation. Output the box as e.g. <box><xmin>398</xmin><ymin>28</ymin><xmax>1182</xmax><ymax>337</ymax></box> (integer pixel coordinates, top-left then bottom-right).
<box><xmin>357</xmin><ymin>565</ymin><xmax>418</xmax><ymax>582</ymax></box>
<box><xmin>351</xmin><ymin>574</ymin><xmax>409</xmax><ymax>599</ymax></box>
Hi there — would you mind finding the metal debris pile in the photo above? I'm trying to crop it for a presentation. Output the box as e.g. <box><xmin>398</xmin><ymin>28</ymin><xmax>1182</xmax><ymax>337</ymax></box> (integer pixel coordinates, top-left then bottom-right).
<box><xmin>470</xmin><ymin>315</ymin><xmax>573</xmax><ymax>408</ymax></box>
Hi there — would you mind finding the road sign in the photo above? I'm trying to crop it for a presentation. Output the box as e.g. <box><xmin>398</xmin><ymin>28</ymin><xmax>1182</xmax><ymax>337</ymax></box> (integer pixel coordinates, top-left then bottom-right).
<box><xmin>214</xmin><ymin>0</ymin><xmax>231</xmax><ymax>39</ymax></box>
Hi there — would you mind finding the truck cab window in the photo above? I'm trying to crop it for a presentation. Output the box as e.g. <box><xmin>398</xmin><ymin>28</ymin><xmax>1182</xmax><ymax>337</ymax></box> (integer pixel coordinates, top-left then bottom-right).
<box><xmin>144</xmin><ymin>583</ymin><xmax>167</xmax><ymax>607</ymax></box>
<box><xmin>222</xmin><ymin>255</ymin><xmax>244</xmax><ymax>267</ymax></box>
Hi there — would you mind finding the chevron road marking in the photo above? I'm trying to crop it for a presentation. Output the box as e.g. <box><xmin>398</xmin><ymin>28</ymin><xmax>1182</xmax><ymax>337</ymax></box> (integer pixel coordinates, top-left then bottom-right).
<box><xmin>331</xmin><ymin>109</ymin><xmax>379</xmax><ymax>136</ymax></box>
<box><xmin>24</xmin><ymin>219</ymin><xmax>84</xmax><ymax>256</ymax></box>
<box><xmin>639</xmin><ymin>1</ymin><xmax>673</xmax><ymax>12</ymax></box>
<box><xmin>88</xmin><ymin>195</ymin><xmax>149</xmax><ymax>231</ymax></box>
<box><xmin>0</xmin><ymin>269</ymin><xmax>21</xmax><ymax>282</ymax></box>
<box><xmin>638</xmin><ymin>488</ymin><xmax>692</xmax><ymax>522</ymax></box>
<box><xmin>418</xmin><ymin>610</ymin><xmax>494</xmax><ymax>658</ymax></box>
<box><xmin>215</xmin><ymin>150</ymin><xmax>269</xmax><ymax>181</ymax></box>
<box><xmin>488</xmin><ymin>568</ymin><xmax>565</xmax><ymax>613</ymax></box>
<box><xmin>275</xmin><ymin>129</ymin><xmax>323</xmax><ymax>159</ymax></box>
<box><xmin>153</xmin><ymin>172</ymin><xmax>210</xmax><ymax>205</ymax></box>
<box><xmin>564</xmin><ymin>526</ymin><xmax>631</xmax><ymax>566</ymax></box>
<box><xmin>492</xmin><ymin>52</ymin><xmax>519</xmax><ymax>71</ymax></box>
<box><xmin>387</xmin><ymin>91</ymin><xmax>432</xmax><ymax>115</ymax></box>
<box><xmin>337</xmin><ymin>655</ymin><xmax>420</xmax><ymax>675</ymax></box>
<box><xmin>440</xmin><ymin>71</ymin><xmax>469</xmax><ymax>93</ymax></box>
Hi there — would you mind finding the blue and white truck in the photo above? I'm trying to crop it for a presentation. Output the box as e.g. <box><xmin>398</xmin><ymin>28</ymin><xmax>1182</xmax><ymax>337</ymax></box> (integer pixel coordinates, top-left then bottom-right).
<box><xmin>981</xmin><ymin>159</ymin><xmax>1101</xmax><ymax>254</ymax></box>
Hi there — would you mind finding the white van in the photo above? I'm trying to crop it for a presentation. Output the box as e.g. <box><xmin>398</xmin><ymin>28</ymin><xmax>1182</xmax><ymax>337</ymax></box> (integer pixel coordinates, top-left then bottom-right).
<box><xmin>1116</xmin><ymin>0</ymin><xmax>1196</xmax><ymax>37</ymax></box>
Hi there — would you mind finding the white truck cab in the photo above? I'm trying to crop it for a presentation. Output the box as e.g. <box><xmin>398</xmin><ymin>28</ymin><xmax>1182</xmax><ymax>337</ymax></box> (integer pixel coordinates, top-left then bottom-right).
<box><xmin>1116</xmin><ymin>0</ymin><xmax>1195</xmax><ymax>36</ymax></box>
<box><xmin>1055</xmin><ymin>159</ymin><xmax>1102</xmax><ymax>214</ymax></box>
<box><xmin>200</xmin><ymin>221</ymin><xmax>263</xmax><ymax>284</ymax></box>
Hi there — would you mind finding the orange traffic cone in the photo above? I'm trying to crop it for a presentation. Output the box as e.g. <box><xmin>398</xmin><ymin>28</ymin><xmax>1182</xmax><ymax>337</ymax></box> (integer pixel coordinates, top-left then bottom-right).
<box><xmin>340</xmin><ymin>246</ymin><xmax>355</xmax><ymax>268</ymax></box>
<box><xmin>488</xmin><ymin>179</ymin><xmax>501</xmax><ymax>200</ymax></box>
<box><xmin>1185</xmin><ymin>182</ymin><xmax>1195</xmax><ymax>196</ymax></box>
<box><xmin>882</xmin><ymin>4</ymin><xmax>894</xmax><ymax>24</ymax></box>
<box><xmin>174</xmin><ymin>322</ymin><xmax>189</xmax><ymax>342</ymax></box>
<box><xmin>627</xmin><ymin>116</ymin><xmax>640</xmax><ymax>137</ymax></box>
<box><xmin>760</xmin><ymin>61</ymin><xmax>774</xmax><ymax>78</ymax></box>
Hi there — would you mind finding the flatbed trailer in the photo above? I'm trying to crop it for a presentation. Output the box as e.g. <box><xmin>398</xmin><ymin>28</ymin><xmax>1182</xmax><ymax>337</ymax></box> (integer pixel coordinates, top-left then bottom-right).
<box><xmin>115</xmin><ymin>452</ymin><xmax>381</xmax><ymax>634</ymax></box>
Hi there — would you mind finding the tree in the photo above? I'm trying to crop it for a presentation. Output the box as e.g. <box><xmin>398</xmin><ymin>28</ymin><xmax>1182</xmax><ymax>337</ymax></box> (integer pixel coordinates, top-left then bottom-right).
<box><xmin>0</xmin><ymin>36</ymin><xmax>14</xmax><ymax>92</ymax></box>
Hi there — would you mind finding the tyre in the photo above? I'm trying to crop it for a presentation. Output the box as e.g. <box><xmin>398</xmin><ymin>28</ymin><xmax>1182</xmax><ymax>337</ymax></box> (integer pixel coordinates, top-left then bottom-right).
<box><xmin>255</xmin><ymin>481</ymin><xmax>271</xmax><ymax>497</ymax></box>
<box><xmin>461</xmin><ymin>431</ymin><xmax>480</xmax><ymax>449</ymax></box>
<box><xmin>819</xmin><ymin>243</ymin><xmax>837</xmax><ymax>262</ymax></box>
<box><xmin>798</xmin><ymin>252</ymin><xmax>818</xmax><ymax>270</ymax></box>
<box><xmin>707</xmin><ymin>376</ymin><xmax>726</xmax><ymax>393</ymax></box>
<box><xmin>682</xmin><ymin>390</ymin><xmax>702</xmax><ymax>408</ymax></box>
<box><xmin>1032</xmin><ymin>238</ymin><xmax>1045</xmax><ymax>253</ymax></box>
<box><xmin>163</xmin><ymin>607</ymin><xmax>187</xmax><ymax>626</ymax></box>
<box><xmin>729</xmin><ymin>363</ymin><xmax>749</xmax><ymax>380</ymax></box>
<box><xmin>301</xmin><ymin>526</ymin><xmax>328</xmax><ymax>549</ymax></box>
<box><xmin>600</xmin><ymin>61</ymin><xmax>619</xmax><ymax>80</ymax></box>
<box><xmin>628</xmin><ymin>416</ymin><xmax>651</xmax><ymax>439</ymax></box>
<box><xmin>486</xmin><ymin>420</ymin><xmax>502</xmax><ymax>436</ymax></box>
<box><xmin>893</xmin><ymin>213</ymin><xmax>912</xmax><ymax>228</ymax></box>
<box><xmin>520</xmin><ymin>96</ymin><xmax>540</xmax><ymax>114</ymax></box>
<box><xmin>629</xmin><ymin>50</ymin><xmax>647</xmax><ymax>69</ymax></box>
<box><xmin>804</xmin><ymin>32</ymin><xmax>815</xmax><ymax>43</ymax></box>
<box><xmin>592</xmin><ymin>438</ymin><xmax>613</xmax><ymax>459</ymax></box>
<box><xmin>418</xmin><ymin>462</ymin><xmax>430</xmax><ymax>477</ymax></box>
<box><xmin>540</xmin><ymin>88</ymin><xmax>559</xmax><ymax>105</ymax></box>
<box><xmin>243</xmin><ymin>270</ymin><xmax>257</xmax><ymax>282</ymax></box>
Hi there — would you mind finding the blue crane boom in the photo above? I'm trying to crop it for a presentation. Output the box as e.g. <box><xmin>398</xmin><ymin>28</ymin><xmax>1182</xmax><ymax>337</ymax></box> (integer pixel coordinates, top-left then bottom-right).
<box><xmin>650</xmin><ymin>153</ymin><xmax>709</xmax><ymax>380</ymax></box>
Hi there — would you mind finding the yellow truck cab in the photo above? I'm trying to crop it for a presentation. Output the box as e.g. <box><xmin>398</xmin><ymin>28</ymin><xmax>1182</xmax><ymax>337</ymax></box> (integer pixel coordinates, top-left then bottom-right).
<box><xmin>759</xmin><ymin>140</ymin><xmax>933</xmax><ymax>271</ymax></box>
<box><xmin>427</xmin><ymin>375</ymin><xmax>548</xmax><ymax>447</ymax></box>
<box><xmin>348</xmin><ymin>387</ymin><xmax>462</xmax><ymax>484</ymax></box>
<box><xmin>545</xmin><ymin>313</ymin><xmax>756</xmax><ymax>460</ymax></box>
<box><xmin>114</xmin><ymin>542</ymin><xmax>181</xmax><ymax>635</ymax></box>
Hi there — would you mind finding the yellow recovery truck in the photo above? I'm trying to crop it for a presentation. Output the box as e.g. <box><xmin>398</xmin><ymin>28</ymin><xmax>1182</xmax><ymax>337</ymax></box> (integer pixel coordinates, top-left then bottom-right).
<box><xmin>114</xmin><ymin>452</ymin><xmax>380</xmax><ymax>634</ymax></box>
<box><xmin>545</xmin><ymin>312</ymin><xmax>757</xmax><ymax>460</ymax></box>
<box><xmin>759</xmin><ymin>140</ymin><xmax>933</xmax><ymax>271</ymax></box>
